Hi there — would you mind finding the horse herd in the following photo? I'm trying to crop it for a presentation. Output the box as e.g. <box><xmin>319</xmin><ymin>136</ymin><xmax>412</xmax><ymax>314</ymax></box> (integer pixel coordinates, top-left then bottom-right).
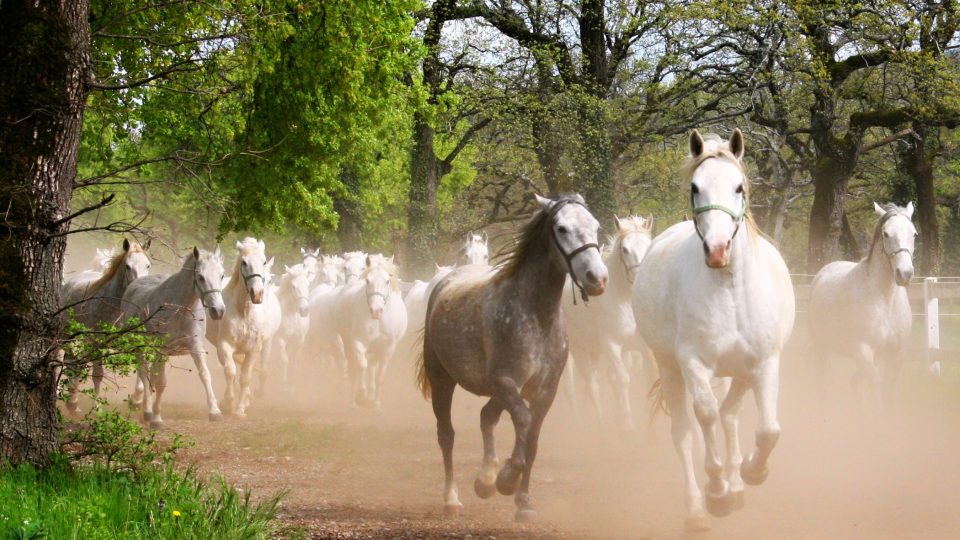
<box><xmin>60</xmin><ymin>129</ymin><xmax>918</xmax><ymax>531</ymax></box>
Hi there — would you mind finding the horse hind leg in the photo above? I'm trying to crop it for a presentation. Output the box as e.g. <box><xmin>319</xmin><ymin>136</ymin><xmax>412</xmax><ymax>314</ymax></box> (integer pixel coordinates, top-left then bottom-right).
<box><xmin>429</xmin><ymin>367</ymin><xmax>461</xmax><ymax>517</ymax></box>
<box><xmin>147</xmin><ymin>359</ymin><xmax>168</xmax><ymax>429</ymax></box>
<box><xmin>92</xmin><ymin>360</ymin><xmax>105</xmax><ymax>399</ymax></box>
<box><xmin>474</xmin><ymin>398</ymin><xmax>504</xmax><ymax>499</ymax></box>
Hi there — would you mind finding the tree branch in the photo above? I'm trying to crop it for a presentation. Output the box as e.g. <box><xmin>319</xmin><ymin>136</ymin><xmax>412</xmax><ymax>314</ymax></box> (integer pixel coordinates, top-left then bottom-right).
<box><xmin>52</xmin><ymin>194</ymin><xmax>116</xmax><ymax>228</ymax></box>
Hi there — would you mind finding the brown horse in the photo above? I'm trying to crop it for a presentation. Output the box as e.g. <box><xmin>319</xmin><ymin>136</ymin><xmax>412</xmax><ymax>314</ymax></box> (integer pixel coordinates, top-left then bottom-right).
<box><xmin>418</xmin><ymin>194</ymin><xmax>608</xmax><ymax>522</ymax></box>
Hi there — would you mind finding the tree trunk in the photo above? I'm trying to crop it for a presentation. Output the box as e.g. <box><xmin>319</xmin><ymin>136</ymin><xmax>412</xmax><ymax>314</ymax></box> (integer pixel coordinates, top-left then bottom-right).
<box><xmin>334</xmin><ymin>165</ymin><xmax>363</xmax><ymax>251</ymax></box>
<box><xmin>806</xmin><ymin>154</ymin><xmax>853</xmax><ymax>272</ymax></box>
<box><xmin>903</xmin><ymin>123</ymin><xmax>940</xmax><ymax>275</ymax></box>
<box><xmin>0</xmin><ymin>0</ymin><xmax>90</xmax><ymax>466</ymax></box>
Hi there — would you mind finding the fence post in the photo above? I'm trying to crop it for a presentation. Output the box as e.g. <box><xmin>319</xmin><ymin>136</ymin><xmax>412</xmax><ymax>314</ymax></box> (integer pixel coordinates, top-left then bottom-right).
<box><xmin>924</xmin><ymin>277</ymin><xmax>941</xmax><ymax>376</ymax></box>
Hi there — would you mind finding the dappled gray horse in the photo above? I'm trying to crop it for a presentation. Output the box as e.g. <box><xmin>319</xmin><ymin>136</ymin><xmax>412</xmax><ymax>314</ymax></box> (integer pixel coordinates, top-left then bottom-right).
<box><xmin>418</xmin><ymin>193</ymin><xmax>608</xmax><ymax>522</ymax></box>
<box><xmin>120</xmin><ymin>247</ymin><xmax>226</xmax><ymax>427</ymax></box>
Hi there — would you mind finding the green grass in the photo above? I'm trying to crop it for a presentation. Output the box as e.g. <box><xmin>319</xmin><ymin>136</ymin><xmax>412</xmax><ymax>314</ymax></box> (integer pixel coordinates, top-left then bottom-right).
<box><xmin>0</xmin><ymin>459</ymin><xmax>281</xmax><ymax>540</ymax></box>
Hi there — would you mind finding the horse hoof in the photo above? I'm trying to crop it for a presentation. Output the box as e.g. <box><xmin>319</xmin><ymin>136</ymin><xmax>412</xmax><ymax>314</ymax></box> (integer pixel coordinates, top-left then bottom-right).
<box><xmin>474</xmin><ymin>476</ymin><xmax>497</xmax><ymax>499</ymax></box>
<box><xmin>685</xmin><ymin>515</ymin><xmax>711</xmax><ymax>532</ymax></box>
<box><xmin>731</xmin><ymin>490</ymin><xmax>745</xmax><ymax>511</ymax></box>
<box><xmin>495</xmin><ymin>464</ymin><xmax>522</xmax><ymax>496</ymax></box>
<box><xmin>705</xmin><ymin>491</ymin><xmax>734</xmax><ymax>518</ymax></box>
<box><xmin>149</xmin><ymin>420</ymin><xmax>164</xmax><ymax>430</ymax></box>
<box><xmin>443</xmin><ymin>503</ymin><xmax>463</xmax><ymax>517</ymax></box>
<box><xmin>208</xmin><ymin>412</ymin><xmax>224</xmax><ymax>422</ymax></box>
<box><xmin>142</xmin><ymin>412</ymin><xmax>153</xmax><ymax>422</ymax></box>
<box><xmin>515</xmin><ymin>508</ymin><xmax>537</xmax><ymax>523</ymax></box>
<box><xmin>741</xmin><ymin>459</ymin><xmax>769</xmax><ymax>486</ymax></box>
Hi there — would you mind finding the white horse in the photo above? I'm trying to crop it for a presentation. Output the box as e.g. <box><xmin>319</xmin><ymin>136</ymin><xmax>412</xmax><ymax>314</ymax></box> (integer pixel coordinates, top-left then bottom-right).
<box><xmin>120</xmin><ymin>247</ymin><xmax>227</xmax><ymax>427</ymax></box>
<box><xmin>60</xmin><ymin>238</ymin><xmax>151</xmax><ymax>413</ymax></box>
<box><xmin>632</xmin><ymin>130</ymin><xmax>795</xmax><ymax>530</ymax></box>
<box><xmin>300</xmin><ymin>247</ymin><xmax>321</xmax><ymax>282</ymax></box>
<box><xmin>304</xmin><ymin>255</ymin><xmax>350</xmax><ymax>380</ymax></box>
<box><xmin>342</xmin><ymin>251</ymin><xmax>368</xmax><ymax>284</ymax></box>
<box><xmin>268</xmin><ymin>264</ymin><xmax>312</xmax><ymax>391</ymax></box>
<box><xmin>331</xmin><ymin>254</ymin><xmax>407</xmax><ymax>407</ymax></box>
<box><xmin>207</xmin><ymin>238</ymin><xmax>281</xmax><ymax>417</ymax></box>
<box><xmin>809</xmin><ymin>202</ymin><xmax>915</xmax><ymax>412</ymax></box>
<box><xmin>563</xmin><ymin>215</ymin><xmax>652</xmax><ymax>430</ymax></box>
<box><xmin>460</xmin><ymin>232</ymin><xmax>490</xmax><ymax>266</ymax></box>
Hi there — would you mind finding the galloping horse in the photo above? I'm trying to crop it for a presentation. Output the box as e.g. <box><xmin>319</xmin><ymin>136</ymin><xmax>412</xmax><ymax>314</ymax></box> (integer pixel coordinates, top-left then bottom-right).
<box><xmin>269</xmin><ymin>264</ymin><xmax>312</xmax><ymax>391</ymax></box>
<box><xmin>809</xmin><ymin>202</ymin><xmax>915</xmax><ymax>412</ymax></box>
<box><xmin>207</xmin><ymin>237</ymin><xmax>280</xmax><ymax>417</ymax></box>
<box><xmin>419</xmin><ymin>193</ymin><xmax>607</xmax><ymax>522</ymax></box>
<box><xmin>120</xmin><ymin>247</ymin><xmax>226</xmax><ymax>427</ymax></box>
<box><xmin>632</xmin><ymin>130</ymin><xmax>795</xmax><ymax>530</ymax></box>
<box><xmin>61</xmin><ymin>238</ymin><xmax>151</xmax><ymax>413</ymax></box>
<box><xmin>563</xmin><ymin>215</ymin><xmax>652</xmax><ymax>430</ymax></box>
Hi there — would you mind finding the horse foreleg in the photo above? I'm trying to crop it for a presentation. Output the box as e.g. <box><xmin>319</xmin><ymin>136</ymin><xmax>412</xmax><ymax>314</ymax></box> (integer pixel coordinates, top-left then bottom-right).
<box><xmin>742</xmin><ymin>357</ymin><xmax>781</xmax><ymax>486</ymax></box>
<box><xmin>661</xmin><ymin>365</ymin><xmax>708</xmax><ymax>531</ymax></box>
<box><xmin>130</xmin><ymin>376</ymin><xmax>144</xmax><ymax>411</ymax></box>
<box><xmin>513</xmin><ymin>387</ymin><xmax>557</xmax><ymax>523</ymax></box>
<box><xmin>236</xmin><ymin>346</ymin><xmax>260</xmax><ymax>417</ymax></box>
<box><xmin>215</xmin><ymin>341</ymin><xmax>238</xmax><ymax>414</ymax></box>
<box><xmin>719</xmin><ymin>378</ymin><xmax>749</xmax><ymax>511</ymax></box>
<box><xmin>256</xmin><ymin>336</ymin><xmax>273</xmax><ymax>398</ymax></box>
<box><xmin>147</xmin><ymin>359</ymin><xmax>168</xmax><ymax>429</ymax></box>
<box><xmin>92</xmin><ymin>360</ymin><xmax>105</xmax><ymax>399</ymax></box>
<box><xmin>492</xmin><ymin>375</ymin><xmax>532</xmax><ymax>499</ymax></box>
<box><xmin>604</xmin><ymin>343</ymin><xmax>635</xmax><ymax>431</ymax></box>
<box><xmin>682</xmin><ymin>360</ymin><xmax>730</xmax><ymax>518</ymax></box>
<box><xmin>190</xmin><ymin>347</ymin><xmax>223</xmax><ymax>422</ymax></box>
<box><xmin>137</xmin><ymin>360</ymin><xmax>154</xmax><ymax>425</ymax></box>
<box><xmin>474</xmin><ymin>398</ymin><xmax>504</xmax><ymax>499</ymax></box>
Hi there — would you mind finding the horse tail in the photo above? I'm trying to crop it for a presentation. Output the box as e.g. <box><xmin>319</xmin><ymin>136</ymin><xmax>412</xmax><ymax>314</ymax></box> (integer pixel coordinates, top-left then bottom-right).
<box><xmin>647</xmin><ymin>378</ymin><xmax>670</xmax><ymax>421</ymax></box>
<box><xmin>415</xmin><ymin>327</ymin><xmax>431</xmax><ymax>400</ymax></box>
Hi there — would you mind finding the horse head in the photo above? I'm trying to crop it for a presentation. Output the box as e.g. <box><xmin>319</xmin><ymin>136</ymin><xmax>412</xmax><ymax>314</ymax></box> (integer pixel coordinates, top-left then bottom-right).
<box><xmin>686</xmin><ymin>129</ymin><xmax>748</xmax><ymax>268</ymax></box>
<box><xmin>235</xmin><ymin>237</ymin><xmax>270</xmax><ymax>304</ymax></box>
<box><xmin>874</xmin><ymin>201</ymin><xmax>916</xmax><ymax>286</ymax></box>
<box><xmin>536</xmin><ymin>193</ymin><xmax>607</xmax><ymax>297</ymax></box>
<box><xmin>193</xmin><ymin>245</ymin><xmax>226</xmax><ymax>320</ymax></box>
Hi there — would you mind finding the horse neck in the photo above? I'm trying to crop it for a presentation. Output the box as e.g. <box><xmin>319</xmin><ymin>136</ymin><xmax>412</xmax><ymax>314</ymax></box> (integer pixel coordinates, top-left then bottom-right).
<box><xmin>726</xmin><ymin>226</ymin><xmax>760</xmax><ymax>282</ymax></box>
<box><xmin>865</xmin><ymin>238</ymin><xmax>898</xmax><ymax>296</ymax></box>
<box><xmin>168</xmin><ymin>264</ymin><xmax>200</xmax><ymax>308</ymax></box>
<box><xmin>508</xmin><ymin>250</ymin><xmax>567</xmax><ymax>320</ymax></box>
<box><xmin>279</xmin><ymin>281</ymin><xmax>300</xmax><ymax>310</ymax></box>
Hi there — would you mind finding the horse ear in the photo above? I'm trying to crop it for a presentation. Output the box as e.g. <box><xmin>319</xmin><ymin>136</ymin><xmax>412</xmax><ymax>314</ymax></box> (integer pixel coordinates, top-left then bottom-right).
<box><xmin>905</xmin><ymin>201</ymin><xmax>915</xmax><ymax>219</ymax></box>
<box><xmin>123</xmin><ymin>238</ymin><xmax>131</xmax><ymax>252</ymax></box>
<box><xmin>312</xmin><ymin>248</ymin><xmax>320</xmax><ymax>257</ymax></box>
<box><xmin>235</xmin><ymin>240</ymin><xmax>243</xmax><ymax>251</ymax></box>
<box><xmin>481</xmin><ymin>230</ymin><xmax>488</xmax><ymax>243</ymax></box>
<box><xmin>300</xmin><ymin>247</ymin><xmax>307</xmax><ymax>257</ymax></box>
<box><xmin>213</xmin><ymin>245</ymin><xmax>222</xmax><ymax>260</ymax></box>
<box><xmin>874</xmin><ymin>202</ymin><xmax>887</xmax><ymax>217</ymax></box>
<box><xmin>534</xmin><ymin>194</ymin><xmax>553</xmax><ymax>210</ymax></box>
<box><xmin>284</xmin><ymin>264</ymin><xmax>292</xmax><ymax>274</ymax></box>
<box><xmin>614</xmin><ymin>215</ymin><xmax>622</xmax><ymax>231</ymax></box>
<box><xmin>729</xmin><ymin>128</ymin><xmax>745</xmax><ymax>159</ymax></box>
<box><xmin>690</xmin><ymin>130</ymin><xmax>705</xmax><ymax>157</ymax></box>
<box><xmin>265</xmin><ymin>256</ymin><xmax>275</xmax><ymax>271</ymax></box>
<box><xmin>366</xmin><ymin>255</ymin><xmax>372</xmax><ymax>268</ymax></box>
<box><xmin>193</xmin><ymin>246</ymin><xmax>200</xmax><ymax>259</ymax></box>
<box><xmin>388</xmin><ymin>255</ymin><xmax>395</xmax><ymax>265</ymax></box>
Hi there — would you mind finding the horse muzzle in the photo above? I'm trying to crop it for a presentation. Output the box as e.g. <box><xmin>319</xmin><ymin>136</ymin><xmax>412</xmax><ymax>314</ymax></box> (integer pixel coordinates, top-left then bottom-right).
<box><xmin>209</xmin><ymin>305</ymin><xmax>225</xmax><ymax>320</ymax></box>
<box><xmin>250</xmin><ymin>288</ymin><xmax>264</xmax><ymax>304</ymax></box>
<box><xmin>298</xmin><ymin>303</ymin><xmax>309</xmax><ymax>317</ymax></box>
<box><xmin>895</xmin><ymin>268</ymin><xmax>913</xmax><ymax>287</ymax></box>
<box><xmin>583</xmin><ymin>268</ymin><xmax>608</xmax><ymax>296</ymax></box>
<box><xmin>704</xmin><ymin>240</ymin><xmax>731</xmax><ymax>268</ymax></box>
<box><xmin>369</xmin><ymin>307</ymin><xmax>383</xmax><ymax>320</ymax></box>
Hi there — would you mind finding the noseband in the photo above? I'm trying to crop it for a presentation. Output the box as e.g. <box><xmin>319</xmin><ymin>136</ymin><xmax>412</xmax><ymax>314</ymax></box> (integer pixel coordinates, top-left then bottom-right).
<box><xmin>242</xmin><ymin>270</ymin><xmax>267</xmax><ymax>286</ymax></box>
<box><xmin>548</xmin><ymin>199</ymin><xmax>600</xmax><ymax>304</ymax></box>
<box><xmin>691</xmin><ymin>188</ymin><xmax>745</xmax><ymax>243</ymax></box>
<box><xmin>194</xmin><ymin>280</ymin><xmax>222</xmax><ymax>310</ymax></box>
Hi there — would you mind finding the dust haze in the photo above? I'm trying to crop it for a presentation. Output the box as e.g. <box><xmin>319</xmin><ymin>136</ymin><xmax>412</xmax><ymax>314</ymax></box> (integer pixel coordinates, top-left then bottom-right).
<box><xmin>64</xmin><ymin>237</ymin><xmax>960</xmax><ymax>539</ymax></box>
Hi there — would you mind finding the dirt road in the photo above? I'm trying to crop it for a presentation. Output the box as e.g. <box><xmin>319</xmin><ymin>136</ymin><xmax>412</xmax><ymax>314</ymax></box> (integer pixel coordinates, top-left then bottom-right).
<box><xmin>100</xmin><ymin>343</ymin><xmax>960</xmax><ymax>540</ymax></box>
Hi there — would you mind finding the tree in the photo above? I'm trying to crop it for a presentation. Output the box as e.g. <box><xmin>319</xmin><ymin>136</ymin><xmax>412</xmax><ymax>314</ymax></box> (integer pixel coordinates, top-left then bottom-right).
<box><xmin>0</xmin><ymin>0</ymin><xmax>91</xmax><ymax>465</ymax></box>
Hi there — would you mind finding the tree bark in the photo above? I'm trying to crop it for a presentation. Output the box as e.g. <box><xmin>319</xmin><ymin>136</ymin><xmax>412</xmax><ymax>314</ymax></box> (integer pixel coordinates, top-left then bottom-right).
<box><xmin>0</xmin><ymin>0</ymin><xmax>90</xmax><ymax>466</ymax></box>
<box><xmin>334</xmin><ymin>165</ymin><xmax>363</xmax><ymax>251</ymax></box>
<box><xmin>902</xmin><ymin>123</ymin><xmax>941</xmax><ymax>275</ymax></box>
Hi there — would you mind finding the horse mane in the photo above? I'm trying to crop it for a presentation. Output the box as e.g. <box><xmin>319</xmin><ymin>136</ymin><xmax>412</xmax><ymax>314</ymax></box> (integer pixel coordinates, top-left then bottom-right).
<box><xmin>492</xmin><ymin>194</ymin><xmax>583</xmax><ymax>284</ymax></box>
<box><xmin>88</xmin><ymin>240</ymin><xmax>144</xmax><ymax>292</ymax></box>
<box><xmin>867</xmin><ymin>203</ymin><xmax>911</xmax><ymax>263</ymax></box>
<box><xmin>679</xmin><ymin>133</ymin><xmax>759</xmax><ymax>237</ymax></box>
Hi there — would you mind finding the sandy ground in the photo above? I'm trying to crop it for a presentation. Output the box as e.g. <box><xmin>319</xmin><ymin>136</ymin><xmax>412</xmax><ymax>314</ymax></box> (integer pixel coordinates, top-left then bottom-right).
<box><xmin>80</xmin><ymin>332</ymin><xmax>960</xmax><ymax>540</ymax></box>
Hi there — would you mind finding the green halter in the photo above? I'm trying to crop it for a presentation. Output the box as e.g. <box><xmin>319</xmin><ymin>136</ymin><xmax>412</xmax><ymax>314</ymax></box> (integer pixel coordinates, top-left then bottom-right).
<box><xmin>690</xmin><ymin>190</ymin><xmax>747</xmax><ymax>242</ymax></box>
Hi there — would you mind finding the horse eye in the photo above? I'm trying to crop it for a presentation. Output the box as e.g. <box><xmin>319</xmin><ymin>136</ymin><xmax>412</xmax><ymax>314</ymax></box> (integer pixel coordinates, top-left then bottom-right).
<box><xmin>557</xmin><ymin>226</ymin><xmax>568</xmax><ymax>234</ymax></box>
<box><xmin>691</xmin><ymin>183</ymin><xmax>699</xmax><ymax>194</ymax></box>
<box><xmin>735</xmin><ymin>184</ymin><xmax>744</xmax><ymax>194</ymax></box>
<box><xmin>883</xmin><ymin>231</ymin><xmax>890</xmax><ymax>238</ymax></box>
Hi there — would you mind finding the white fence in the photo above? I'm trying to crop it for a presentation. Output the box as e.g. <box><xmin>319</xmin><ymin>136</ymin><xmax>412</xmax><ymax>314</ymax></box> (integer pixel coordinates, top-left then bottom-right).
<box><xmin>792</xmin><ymin>275</ymin><xmax>960</xmax><ymax>370</ymax></box>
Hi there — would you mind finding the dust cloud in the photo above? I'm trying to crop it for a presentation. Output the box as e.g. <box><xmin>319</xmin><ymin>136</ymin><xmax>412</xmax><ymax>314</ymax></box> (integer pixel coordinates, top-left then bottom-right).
<box><xmin>64</xmin><ymin>238</ymin><xmax>960</xmax><ymax>539</ymax></box>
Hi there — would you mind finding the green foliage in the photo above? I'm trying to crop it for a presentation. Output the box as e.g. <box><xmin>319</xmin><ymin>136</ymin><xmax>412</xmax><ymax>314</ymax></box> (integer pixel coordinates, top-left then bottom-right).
<box><xmin>61</xmin><ymin>312</ymin><xmax>164</xmax><ymax>387</ymax></box>
<box><xmin>60</xmin><ymin>410</ymin><xmax>188</xmax><ymax>476</ymax></box>
<box><xmin>0</xmin><ymin>460</ymin><xmax>280</xmax><ymax>540</ymax></box>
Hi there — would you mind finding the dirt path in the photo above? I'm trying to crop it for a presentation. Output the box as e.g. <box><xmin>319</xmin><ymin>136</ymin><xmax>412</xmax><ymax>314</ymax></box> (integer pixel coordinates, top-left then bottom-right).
<box><xmin>107</xmin><ymin>344</ymin><xmax>960</xmax><ymax>540</ymax></box>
